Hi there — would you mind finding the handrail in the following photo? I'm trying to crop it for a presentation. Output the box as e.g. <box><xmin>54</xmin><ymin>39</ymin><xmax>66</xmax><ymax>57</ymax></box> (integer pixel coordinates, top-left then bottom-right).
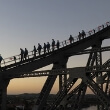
<box><xmin>1</xmin><ymin>21</ymin><xmax>110</xmax><ymax>68</ymax></box>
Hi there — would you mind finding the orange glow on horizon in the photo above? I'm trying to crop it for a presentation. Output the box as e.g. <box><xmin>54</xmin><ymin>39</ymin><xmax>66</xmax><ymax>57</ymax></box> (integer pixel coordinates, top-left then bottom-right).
<box><xmin>7</xmin><ymin>77</ymin><xmax>59</xmax><ymax>95</ymax></box>
<box><xmin>7</xmin><ymin>77</ymin><xmax>94</xmax><ymax>95</ymax></box>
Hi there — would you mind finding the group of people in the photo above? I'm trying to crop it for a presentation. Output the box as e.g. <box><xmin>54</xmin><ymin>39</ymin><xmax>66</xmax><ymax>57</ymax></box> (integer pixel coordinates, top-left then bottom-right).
<box><xmin>20</xmin><ymin>48</ymin><xmax>28</xmax><ymax>61</ymax></box>
<box><xmin>0</xmin><ymin>31</ymin><xmax>86</xmax><ymax>66</ymax></box>
<box><xmin>68</xmin><ymin>30</ymin><xmax>86</xmax><ymax>44</ymax></box>
<box><xmin>78</xmin><ymin>30</ymin><xmax>86</xmax><ymax>40</ymax></box>
<box><xmin>20</xmin><ymin>39</ymin><xmax>60</xmax><ymax>61</ymax></box>
<box><xmin>33</xmin><ymin>39</ymin><xmax>60</xmax><ymax>56</ymax></box>
<box><xmin>20</xmin><ymin>30</ymin><xmax>86</xmax><ymax>62</ymax></box>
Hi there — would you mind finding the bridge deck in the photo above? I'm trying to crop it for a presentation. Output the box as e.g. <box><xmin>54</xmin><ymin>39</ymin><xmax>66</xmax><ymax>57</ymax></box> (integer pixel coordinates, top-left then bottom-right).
<box><xmin>1</xmin><ymin>23</ymin><xmax>110</xmax><ymax>79</ymax></box>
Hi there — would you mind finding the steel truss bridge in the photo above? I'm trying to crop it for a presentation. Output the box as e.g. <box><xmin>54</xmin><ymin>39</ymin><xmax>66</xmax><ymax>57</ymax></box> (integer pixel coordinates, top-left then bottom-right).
<box><xmin>0</xmin><ymin>21</ymin><xmax>110</xmax><ymax>110</ymax></box>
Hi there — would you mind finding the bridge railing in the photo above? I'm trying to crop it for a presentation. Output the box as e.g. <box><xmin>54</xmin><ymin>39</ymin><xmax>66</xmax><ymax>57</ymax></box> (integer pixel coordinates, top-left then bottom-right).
<box><xmin>1</xmin><ymin>21</ymin><xmax>110</xmax><ymax>68</ymax></box>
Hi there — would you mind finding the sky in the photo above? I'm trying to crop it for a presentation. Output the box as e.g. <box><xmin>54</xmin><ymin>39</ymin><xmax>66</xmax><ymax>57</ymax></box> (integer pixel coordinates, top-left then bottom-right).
<box><xmin>0</xmin><ymin>0</ymin><xmax>110</xmax><ymax>95</ymax></box>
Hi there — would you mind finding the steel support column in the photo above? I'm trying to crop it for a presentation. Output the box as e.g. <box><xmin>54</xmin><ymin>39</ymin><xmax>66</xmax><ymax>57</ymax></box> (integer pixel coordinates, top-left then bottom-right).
<box><xmin>94</xmin><ymin>44</ymin><xmax>104</xmax><ymax>110</ymax></box>
<box><xmin>59</xmin><ymin>74</ymin><xmax>67</xmax><ymax>94</ymax></box>
<box><xmin>37</xmin><ymin>57</ymin><xmax>68</xmax><ymax>110</ymax></box>
<box><xmin>0</xmin><ymin>79</ymin><xmax>10</xmax><ymax>110</ymax></box>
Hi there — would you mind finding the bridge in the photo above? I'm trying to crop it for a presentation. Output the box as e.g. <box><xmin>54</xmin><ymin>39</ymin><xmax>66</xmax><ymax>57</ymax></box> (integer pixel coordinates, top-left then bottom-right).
<box><xmin>0</xmin><ymin>21</ymin><xmax>110</xmax><ymax>110</ymax></box>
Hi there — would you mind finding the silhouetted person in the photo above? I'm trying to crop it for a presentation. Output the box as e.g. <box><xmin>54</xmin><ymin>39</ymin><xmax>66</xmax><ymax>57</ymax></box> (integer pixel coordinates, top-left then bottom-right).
<box><xmin>102</xmin><ymin>24</ymin><xmax>104</xmax><ymax>29</ymax></box>
<box><xmin>24</xmin><ymin>48</ymin><xmax>28</xmax><ymax>60</ymax></box>
<box><xmin>69</xmin><ymin>35</ymin><xmax>74</xmax><ymax>43</ymax></box>
<box><xmin>20</xmin><ymin>48</ymin><xmax>25</xmax><ymax>61</ymax></box>
<box><xmin>65</xmin><ymin>40</ymin><xmax>67</xmax><ymax>46</ymax></box>
<box><xmin>0</xmin><ymin>54</ymin><xmax>3</xmax><ymax>67</ymax></box>
<box><xmin>33</xmin><ymin>45</ymin><xmax>37</xmax><ymax>57</ymax></box>
<box><xmin>93</xmin><ymin>29</ymin><xmax>95</xmax><ymax>34</ymax></box>
<box><xmin>43</xmin><ymin>43</ymin><xmax>47</xmax><ymax>54</ymax></box>
<box><xmin>78</xmin><ymin>32</ymin><xmax>82</xmax><ymax>40</ymax></box>
<box><xmin>81</xmin><ymin>30</ymin><xmax>86</xmax><ymax>38</ymax></box>
<box><xmin>56</xmin><ymin>40</ymin><xmax>60</xmax><ymax>49</ymax></box>
<box><xmin>37</xmin><ymin>43</ymin><xmax>42</xmax><ymax>55</ymax></box>
<box><xmin>13</xmin><ymin>56</ymin><xmax>16</xmax><ymax>63</ymax></box>
<box><xmin>52</xmin><ymin>39</ymin><xmax>55</xmax><ymax>51</ymax></box>
<box><xmin>47</xmin><ymin>42</ymin><xmax>50</xmax><ymax>53</ymax></box>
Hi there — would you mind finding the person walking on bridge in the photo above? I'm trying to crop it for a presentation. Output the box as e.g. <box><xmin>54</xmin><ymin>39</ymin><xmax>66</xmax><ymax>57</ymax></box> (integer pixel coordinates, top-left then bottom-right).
<box><xmin>43</xmin><ymin>43</ymin><xmax>47</xmax><ymax>54</ymax></box>
<box><xmin>33</xmin><ymin>45</ymin><xmax>37</xmax><ymax>57</ymax></box>
<box><xmin>20</xmin><ymin>48</ymin><xmax>25</xmax><ymax>61</ymax></box>
<box><xmin>37</xmin><ymin>43</ymin><xmax>42</xmax><ymax>55</ymax></box>
<box><xmin>47</xmin><ymin>42</ymin><xmax>50</xmax><ymax>53</ymax></box>
<box><xmin>69</xmin><ymin>35</ymin><xmax>74</xmax><ymax>44</ymax></box>
<box><xmin>13</xmin><ymin>56</ymin><xmax>16</xmax><ymax>63</ymax></box>
<box><xmin>24</xmin><ymin>48</ymin><xmax>28</xmax><ymax>60</ymax></box>
<box><xmin>56</xmin><ymin>40</ymin><xmax>60</xmax><ymax>49</ymax></box>
<box><xmin>81</xmin><ymin>30</ymin><xmax>86</xmax><ymax>38</ymax></box>
<box><xmin>52</xmin><ymin>39</ymin><xmax>55</xmax><ymax>51</ymax></box>
<box><xmin>0</xmin><ymin>54</ymin><xmax>3</xmax><ymax>67</ymax></box>
<box><xmin>78</xmin><ymin>32</ymin><xmax>82</xmax><ymax>40</ymax></box>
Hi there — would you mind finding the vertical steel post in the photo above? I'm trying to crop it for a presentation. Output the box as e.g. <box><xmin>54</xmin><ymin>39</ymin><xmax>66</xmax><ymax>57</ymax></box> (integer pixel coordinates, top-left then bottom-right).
<box><xmin>0</xmin><ymin>79</ymin><xmax>10</xmax><ymax>110</ymax></box>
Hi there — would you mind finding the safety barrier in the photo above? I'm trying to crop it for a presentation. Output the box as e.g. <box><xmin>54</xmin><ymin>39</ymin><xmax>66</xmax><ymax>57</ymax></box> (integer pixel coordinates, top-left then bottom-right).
<box><xmin>1</xmin><ymin>21</ymin><xmax>110</xmax><ymax>67</ymax></box>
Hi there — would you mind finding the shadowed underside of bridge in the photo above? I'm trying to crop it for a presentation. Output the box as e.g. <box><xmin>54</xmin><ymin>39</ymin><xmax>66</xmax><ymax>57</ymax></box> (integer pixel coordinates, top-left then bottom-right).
<box><xmin>0</xmin><ymin>24</ymin><xmax>110</xmax><ymax>110</ymax></box>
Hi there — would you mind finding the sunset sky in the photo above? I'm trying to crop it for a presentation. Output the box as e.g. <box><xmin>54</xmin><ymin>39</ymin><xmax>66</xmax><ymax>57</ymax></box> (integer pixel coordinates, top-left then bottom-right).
<box><xmin>0</xmin><ymin>0</ymin><xmax>110</xmax><ymax>94</ymax></box>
